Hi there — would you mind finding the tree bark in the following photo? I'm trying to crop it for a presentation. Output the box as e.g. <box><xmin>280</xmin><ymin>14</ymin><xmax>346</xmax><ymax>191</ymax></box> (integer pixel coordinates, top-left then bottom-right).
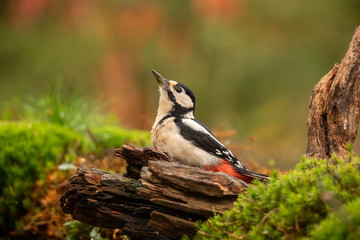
<box><xmin>60</xmin><ymin>145</ymin><xmax>247</xmax><ymax>240</ymax></box>
<box><xmin>307</xmin><ymin>26</ymin><xmax>360</xmax><ymax>159</ymax></box>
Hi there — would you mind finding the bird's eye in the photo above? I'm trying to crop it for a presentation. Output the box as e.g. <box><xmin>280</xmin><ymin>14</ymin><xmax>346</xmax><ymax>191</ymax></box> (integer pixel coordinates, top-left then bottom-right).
<box><xmin>174</xmin><ymin>85</ymin><xmax>183</xmax><ymax>93</ymax></box>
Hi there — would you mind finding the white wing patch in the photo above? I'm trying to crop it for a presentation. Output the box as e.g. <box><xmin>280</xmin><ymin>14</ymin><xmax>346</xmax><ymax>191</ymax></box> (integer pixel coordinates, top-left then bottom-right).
<box><xmin>176</xmin><ymin>117</ymin><xmax>248</xmax><ymax>170</ymax></box>
<box><xmin>181</xmin><ymin>118</ymin><xmax>226</xmax><ymax>147</ymax></box>
<box><xmin>215</xmin><ymin>149</ymin><xmax>222</xmax><ymax>155</ymax></box>
<box><xmin>181</xmin><ymin>118</ymin><xmax>237</xmax><ymax>160</ymax></box>
<box><xmin>235</xmin><ymin>160</ymin><xmax>246</xmax><ymax>170</ymax></box>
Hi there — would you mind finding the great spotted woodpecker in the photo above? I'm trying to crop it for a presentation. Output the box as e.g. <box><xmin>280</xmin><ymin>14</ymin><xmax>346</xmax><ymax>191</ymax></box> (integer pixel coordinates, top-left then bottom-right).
<box><xmin>151</xmin><ymin>70</ymin><xmax>269</xmax><ymax>183</ymax></box>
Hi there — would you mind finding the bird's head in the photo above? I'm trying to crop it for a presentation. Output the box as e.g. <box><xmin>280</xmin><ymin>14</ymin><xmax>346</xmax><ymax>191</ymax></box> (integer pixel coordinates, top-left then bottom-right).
<box><xmin>152</xmin><ymin>70</ymin><xmax>195</xmax><ymax>118</ymax></box>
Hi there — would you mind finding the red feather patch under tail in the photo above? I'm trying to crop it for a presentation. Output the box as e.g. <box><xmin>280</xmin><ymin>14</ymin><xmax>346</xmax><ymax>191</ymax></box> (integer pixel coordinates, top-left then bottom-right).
<box><xmin>203</xmin><ymin>160</ymin><xmax>253</xmax><ymax>183</ymax></box>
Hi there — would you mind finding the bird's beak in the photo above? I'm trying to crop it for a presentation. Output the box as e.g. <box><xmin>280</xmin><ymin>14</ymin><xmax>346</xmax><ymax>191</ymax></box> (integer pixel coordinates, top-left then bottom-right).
<box><xmin>152</xmin><ymin>70</ymin><xmax>169</xmax><ymax>89</ymax></box>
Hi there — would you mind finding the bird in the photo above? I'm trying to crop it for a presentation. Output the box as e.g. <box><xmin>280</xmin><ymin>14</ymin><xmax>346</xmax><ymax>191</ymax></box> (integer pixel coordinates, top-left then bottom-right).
<box><xmin>151</xmin><ymin>70</ymin><xmax>269</xmax><ymax>183</ymax></box>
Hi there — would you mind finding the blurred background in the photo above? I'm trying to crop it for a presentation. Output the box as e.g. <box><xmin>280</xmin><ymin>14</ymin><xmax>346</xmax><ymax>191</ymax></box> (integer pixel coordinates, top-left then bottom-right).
<box><xmin>1</xmin><ymin>0</ymin><xmax>359</xmax><ymax>169</ymax></box>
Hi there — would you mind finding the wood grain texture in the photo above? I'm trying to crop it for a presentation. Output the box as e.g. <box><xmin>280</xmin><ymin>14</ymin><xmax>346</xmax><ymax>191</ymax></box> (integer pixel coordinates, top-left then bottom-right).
<box><xmin>61</xmin><ymin>145</ymin><xmax>247</xmax><ymax>239</ymax></box>
<box><xmin>307</xmin><ymin>26</ymin><xmax>360</xmax><ymax>159</ymax></box>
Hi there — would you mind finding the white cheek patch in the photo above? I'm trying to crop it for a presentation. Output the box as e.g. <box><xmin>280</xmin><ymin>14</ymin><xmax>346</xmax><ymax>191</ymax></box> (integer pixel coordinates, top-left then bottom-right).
<box><xmin>167</xmin><ymin>80</ymin><xmax>194</xmax><ymax>110</ymax></box>
<box><xmin>176</xmin><ymin>94</ymin><xmax>193</xmax><ymax>109</ymax></box>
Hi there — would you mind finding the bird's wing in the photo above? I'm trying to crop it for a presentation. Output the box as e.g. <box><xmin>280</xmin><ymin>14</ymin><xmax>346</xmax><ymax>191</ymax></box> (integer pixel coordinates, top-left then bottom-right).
<box><xmin>175</xmin><ymin>118</ymin><xmax>247</xmax><ymax>170</ymax></box>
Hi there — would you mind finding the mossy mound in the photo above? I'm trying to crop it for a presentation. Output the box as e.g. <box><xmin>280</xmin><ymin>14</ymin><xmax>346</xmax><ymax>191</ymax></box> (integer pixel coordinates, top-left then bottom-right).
<box><xmin>311</xmin><ymin>197</ymin><xmax>360</xmax><ymax>240</ymax></box>
<box><xmin>0</xmin><ymin>120</ymin><xmax>150</xmax><ymax>233</ymax></box>
<box><xmin>192</xmin><ymin>156</ymin><xmax>360</xmax><ymax>239</ymax></box>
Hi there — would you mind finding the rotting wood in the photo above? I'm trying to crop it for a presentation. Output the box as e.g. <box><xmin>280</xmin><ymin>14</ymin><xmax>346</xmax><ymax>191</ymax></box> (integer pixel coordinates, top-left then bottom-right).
<box><xmin>61</xmin><ymin>145</ymin><xmax>247</xmax><ymax>240</ymax></box>
<box><xmin>307</xmin><ymin>26</ymin><xmax>360</xmax><ymax>159</ymax></box>
<box><xmin>114</xmin><ymin>144</ymin><xmax>171</xmax><ymax>179</ymax></box>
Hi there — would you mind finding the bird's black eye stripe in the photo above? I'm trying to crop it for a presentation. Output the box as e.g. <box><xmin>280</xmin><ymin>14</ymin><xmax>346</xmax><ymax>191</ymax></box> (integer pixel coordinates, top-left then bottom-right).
<box><xmin>175</xmin><ymin>82</ymin><xmax>196</xmax><ymax>111</ymax></box>
<box><xmin>174</xmin><ymin>85</ymin><xmax>183</xmax><ymax>93</ymax></box>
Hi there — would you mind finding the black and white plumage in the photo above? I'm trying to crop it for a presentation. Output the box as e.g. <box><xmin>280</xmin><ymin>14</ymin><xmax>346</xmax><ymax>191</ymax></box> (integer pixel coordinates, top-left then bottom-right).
<box><xmin>151</xmin><ymin>70</ymin><xmax>268</xmax><ymax>183</ymax></box>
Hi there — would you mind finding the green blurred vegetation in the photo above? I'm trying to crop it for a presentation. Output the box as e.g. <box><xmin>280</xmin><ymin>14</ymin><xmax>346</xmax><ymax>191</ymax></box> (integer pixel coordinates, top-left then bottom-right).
<box><xmin>1</xmin><ymin>85</ymin><xmax>115</xmax><ymax>133</ymax></box>
<box><xmin>311</xmin><ymin>198</ymin><xmax>360</xmax><ymax>240</ymax></box>
<box><xmin>0</xmin><ymin>88</ymin><xmax>150</xmax><ymax>237</ymax></box>
<box><xmin>64</xmin><ymin>221</ymin><xmax>109</xmax><ymax>240</ymax></box>
<box><xmin>0</xmin><ymin>121</ymin><xmax>90</xmax><ymax>232</ymax></box>
<box><xmin>92</xmin><ymin>125</ymin><xmax>150</xmax><ymax>150</ymax></box>
<box><xmin>190</xmin><ymin>155</ymin><xmax>360</xmax><ymax>239</ymax></box>
<box><xmin>1</xmin><ymin>0</ymin><xmax>359</xmax><ymax>168</ymax></box>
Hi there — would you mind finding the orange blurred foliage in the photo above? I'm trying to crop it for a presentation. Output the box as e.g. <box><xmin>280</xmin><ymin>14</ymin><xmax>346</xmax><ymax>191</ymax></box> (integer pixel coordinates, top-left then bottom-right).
<box><xmin>19</xmin><ymin>154</ymin><xmax>127</xmax><ymax>239</ymax></box>
<box><xmin>116</xmin><ymin>3</ymin><xmax>163</xmax><ymax>45</ymax></box>
<box><xmin>192</xmin><ymin>0</ymin><xmax>244</xmax><ymax>21</ymax></box>
<box><xmin>9</xmin><ymin>0</ymin><xmax>50</xmax><ymax>27</ymax></box>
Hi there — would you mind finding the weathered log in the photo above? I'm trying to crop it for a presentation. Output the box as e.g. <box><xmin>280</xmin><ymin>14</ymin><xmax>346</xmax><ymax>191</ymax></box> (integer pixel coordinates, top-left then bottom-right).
<box><xmin>60</xmin><ymin>168</ymin><xmax>162</xmax><ymax>239</ymax></box>
<box><xmin>114</xmin><ymin>144</ymin><xmax>171</xmax><ymax>179</ymax></box>
<box><xmin>307</xmin><ymin>26</ymin><xmax>360</xmax><ymax>159</ymax></box>
<box><xmin>61</xmin><ymin>145</ymin><xmax>247</xmax><ymax>240</ymax></box>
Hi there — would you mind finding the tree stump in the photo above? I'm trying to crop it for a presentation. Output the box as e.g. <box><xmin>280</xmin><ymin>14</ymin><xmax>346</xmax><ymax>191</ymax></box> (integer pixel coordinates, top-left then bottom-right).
<box><xmin>307</xmin><ymin>26</ymin><xmax>360</xmax><ymax>159</ymax></box>
<box><xmin>60</xmin><ymin>145</ymin><xmax>247</xmax><ymax>240</ymax></box>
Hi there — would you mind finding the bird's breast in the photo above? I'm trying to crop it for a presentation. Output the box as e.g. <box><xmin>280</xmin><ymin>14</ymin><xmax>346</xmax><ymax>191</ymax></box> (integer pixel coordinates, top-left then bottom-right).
<box><xmin>151</xmin><ymin>117</ymin><xmax>176</xmax><ymax>148</ymax></box>
<box><xmin>151</xmin><ymin>117</ymin><xmax>219</xmax><ymax>167</ymax></box>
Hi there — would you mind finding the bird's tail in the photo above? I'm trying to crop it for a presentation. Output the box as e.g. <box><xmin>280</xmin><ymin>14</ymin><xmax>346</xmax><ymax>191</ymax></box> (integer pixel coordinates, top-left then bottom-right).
<box><xmin>240</xmin><ymin>170</ymin><xmax>269</xmax><ymax>182</ymax></box>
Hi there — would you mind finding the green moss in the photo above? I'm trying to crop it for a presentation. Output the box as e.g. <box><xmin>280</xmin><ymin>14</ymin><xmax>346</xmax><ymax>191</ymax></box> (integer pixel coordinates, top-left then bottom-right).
<box><xmin>0</xmin><ymin>120</ymin><xmax>151</xmax><ymax>233</ymax></box>
<box><xmin>0</xmin><ymin>87</ymin><xmax>153</xmax><ymax>237</ymax></box>
<box><xmin>0</xmin><ymin>121</ymin><xmax>91</xmax><ymax>231</ymax></box>
<box><xmin>192</xmin><ymin>156</ymin><xmax>360</xmax><ymax>239</ymax></box>
<box><xmin>311</xmin><ymin>198</ymin><xmax>360</xmax><ymax>240</ymax></box>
